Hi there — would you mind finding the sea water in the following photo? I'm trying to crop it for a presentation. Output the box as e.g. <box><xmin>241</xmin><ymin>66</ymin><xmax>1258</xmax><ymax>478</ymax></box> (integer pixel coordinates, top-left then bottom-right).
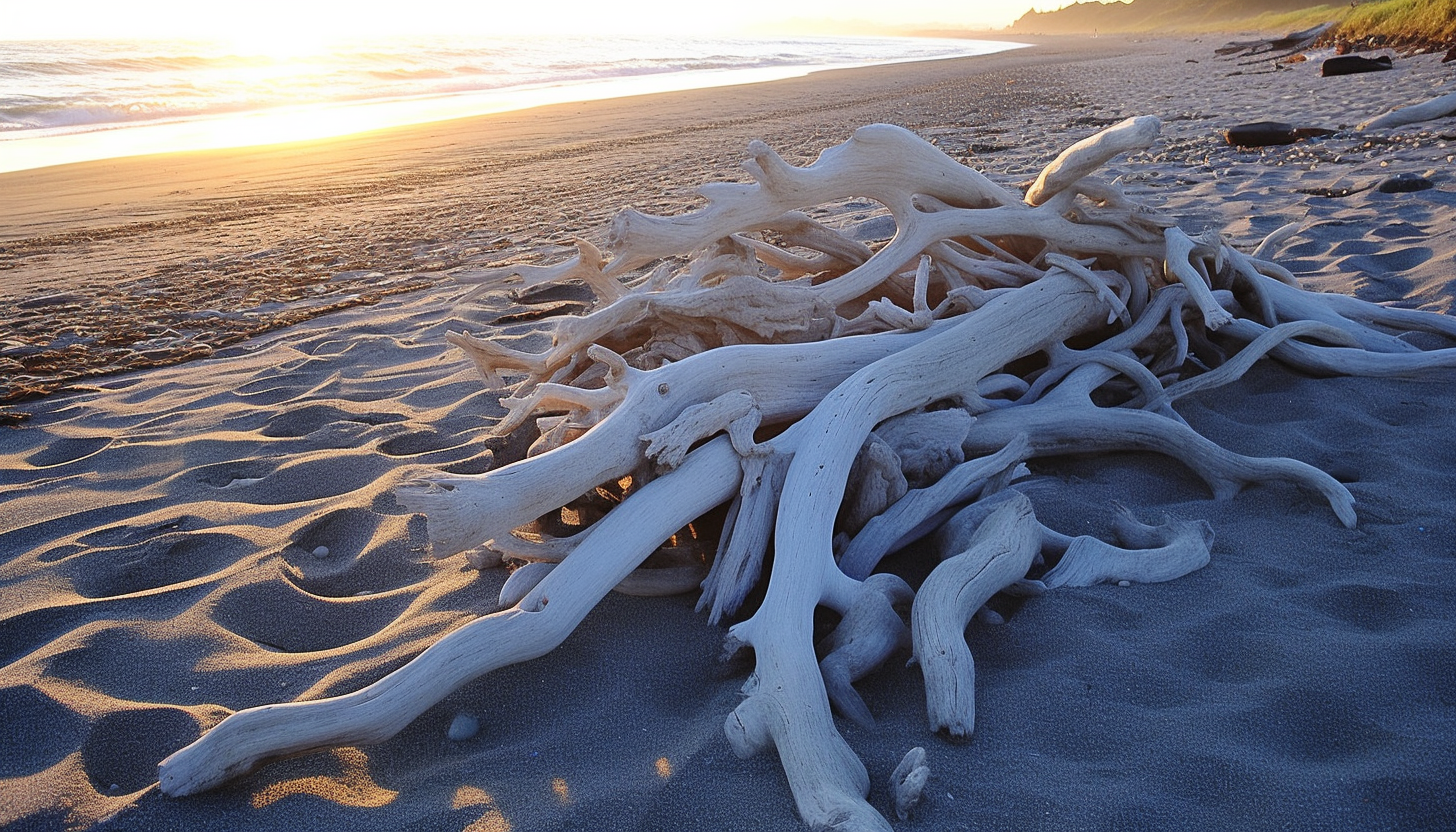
<box><xmin>0</xmin><ymin>34</ymin><xmax>1021</xmax><ymax>172</ymax></box>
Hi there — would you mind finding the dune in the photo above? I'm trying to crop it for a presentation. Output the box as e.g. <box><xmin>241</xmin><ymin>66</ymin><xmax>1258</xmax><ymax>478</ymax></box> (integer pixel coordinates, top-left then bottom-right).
<box><xmin>2</xmin><ymin>35</ymin><xmax>1455</xmax><ymax>831</ymax></box>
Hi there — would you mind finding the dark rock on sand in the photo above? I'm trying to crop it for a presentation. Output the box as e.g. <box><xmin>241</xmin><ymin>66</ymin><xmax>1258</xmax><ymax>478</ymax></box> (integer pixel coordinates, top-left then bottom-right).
<box><xmin>1322</xmin><ymin>55</ymin><xmax>1393</xmax><ymax>77</ymax></box>
<box><xmin>1224</xmin><ymin>121</ymin><xmax>1337</xmax><ymax>148</ymax></box>
<box><xmin>1377</xmin><ymin>173</ymin><xmax>1435</xmax><ymax>194</ymax></box>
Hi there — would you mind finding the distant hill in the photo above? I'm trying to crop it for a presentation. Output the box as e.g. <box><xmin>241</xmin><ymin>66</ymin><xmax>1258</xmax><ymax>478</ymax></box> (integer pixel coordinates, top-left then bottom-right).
<box><xmin>1010</xmin><ymin>0</ymin><xmax>1336</xmax><ymax>34</ymax></box>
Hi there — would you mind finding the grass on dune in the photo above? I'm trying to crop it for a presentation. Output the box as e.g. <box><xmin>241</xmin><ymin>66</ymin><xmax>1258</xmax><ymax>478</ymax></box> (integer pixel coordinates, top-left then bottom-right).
<box><xmin>1329</xmin><ymin>0</ymin><xmax>1456</xmax><ymax>46</ymax></box>
<box><xmin>1010</xmin><ymin>0</ymin><xmax>1455</xmax><ymax>48</ymax></box>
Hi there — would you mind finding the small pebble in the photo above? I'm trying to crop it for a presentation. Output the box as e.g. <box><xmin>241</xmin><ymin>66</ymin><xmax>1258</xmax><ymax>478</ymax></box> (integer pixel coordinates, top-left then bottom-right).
<box><xmin>1117</xmin><ymin>580</ymin><xmax>1132</xmax><ymax>588</ymax></box>
<box><xmin>312</xmin><ymin>546</ymin><xmax>330</xmax><ymax>557</ymax></box>
<box><xmin>448</xmin><ymin>712</ymin><xmax>480</xmax><ymax>741</ymax></box>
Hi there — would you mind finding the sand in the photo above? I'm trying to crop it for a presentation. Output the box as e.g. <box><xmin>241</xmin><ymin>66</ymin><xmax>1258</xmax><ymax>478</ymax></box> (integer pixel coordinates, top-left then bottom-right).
<box><xmin>3</xmin><ymin>34</ymin><xmax>1456</xmax><ymax>832</ymax></box>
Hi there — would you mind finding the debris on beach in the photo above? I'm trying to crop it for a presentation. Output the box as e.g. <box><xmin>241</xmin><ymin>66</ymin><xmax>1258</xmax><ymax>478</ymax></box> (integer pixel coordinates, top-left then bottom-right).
<box><xmin>1321</xmin><ymin>54</ymin><xmax>1394</xmax><ymax>76</ymax></box>
<box><xmin>1224</xmin><ymin>120</ymin><xmax>1337</xmax><ymax>148</ymax></box>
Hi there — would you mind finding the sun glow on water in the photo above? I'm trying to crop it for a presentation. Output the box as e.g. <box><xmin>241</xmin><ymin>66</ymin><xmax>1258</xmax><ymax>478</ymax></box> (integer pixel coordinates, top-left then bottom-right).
<box><xmin>0</xmin><ymin>28</ymin><xmax>1025</xmax><ymax>172</ymax></box>
<box><xmin>4</xmin><ymin>0</ymin><xmax>1035</xmax><ymax>42</ymax></box>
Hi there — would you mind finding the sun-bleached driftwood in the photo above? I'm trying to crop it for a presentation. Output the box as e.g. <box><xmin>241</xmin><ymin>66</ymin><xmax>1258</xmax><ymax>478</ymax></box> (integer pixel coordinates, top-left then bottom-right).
<box><xmin>1040</xmin><ymin>505</ymin><xmax>1213</xmax><ymax>588</ymax></box>
<box><xmin>721</xmin><ymin>273</ymin><xmax>1106</xmax><ymax>830</ymax></box>
<box><xmin>890</xmin><ymin>746</ymin><xmax>930</xmax><ymax>820</ymax></box>
<box><xmin>838</xmin><ymin>435</ymin><xmax>1031</xmax><ymax>581</ymax></box>
<box><xmin>914</xmin><ymin>491</ymin><xmax>1041</xmax><ymax>737</ymax></box>
<box><xmin>1025</xmin><ymin>115</ymin><xmax>1161</xmax><ymax>206</ymax></box>
<box><xmin>400</xmin><ymin>325</ymin><xmax>951</xmax><ymax>561</ymax></box>
<box><xmin>1215</xmin><ymin>22</ymin><xmax>1331</xmax><ymax>57</ymax></box>
<box><xmin>160</xmin><ymin>433</ymin><xmax>744</xmax><ymax>796</ymax></box>
<box><xmin>159</xmin><ymin>118</ymin><xmax>1456</xmax><ymax>830</ymax></box>
<box><xmin>1359</xmin><ymin>90</ymin><xmax>1456</xmax><ymax>131</ymax></box>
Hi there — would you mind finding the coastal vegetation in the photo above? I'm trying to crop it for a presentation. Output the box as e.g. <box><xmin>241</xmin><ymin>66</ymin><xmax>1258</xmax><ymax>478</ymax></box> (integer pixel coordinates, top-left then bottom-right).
<box><xmin>1011</xmin><ymin>0</ymin><xmax>1456</xmax><ymax>51</ymax></box>
<box><xmin>1329</xmin><ymin>0</ymin><xmax>1456</xmax><ymax>50</ymax></box>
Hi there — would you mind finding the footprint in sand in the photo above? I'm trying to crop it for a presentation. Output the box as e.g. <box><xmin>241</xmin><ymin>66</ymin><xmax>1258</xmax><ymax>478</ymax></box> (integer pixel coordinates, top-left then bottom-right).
<box><xmin>203</xmin><ymin>453</ymin><xmax>386</xmax><ymax>505</ymax></box>
<box><xmin>1300</xmin><ymin>582</ymin><xmax>1417</xmax><ymax>633</ymax></box>
<box><xmin>1370</xmin><ymin>221</ymin><xmax>1427</xmax><ymax>240</ymax></box>
<box><xmin>283</xmin><ymin>507</ymin><xmax>430</xmax><ymax>597</ymax></box>
<box><xmin>24</xmin><ymin>437</ymin><xmax>112</xmax><ymax>468</ymax></box>
<box><xmin>0</xmin><ymin>684</ymin><xmax>88</xmax><ymax>778</ymax></box>
<box><xmin>60</xmin><ymin>531</ymin><xmax>256</xmax><ymax>599</ymax></box>
<box><xmin>210</xmin><ymin>577</ymin><xmax>411</xmax><ymax>653</ymax></box>
<box><xmin>259</xmin><ymin>404</ymin><xmax>353</xmax><ymax>438</ymax></box>
<box><xmin>377</xmin><ymin>428</ymin><xmax>458</xmax><ymax>457</ymax></box>
<box><xmin>80</xmin><ymin>706</ymin><xmax>202</xmax><ymax>793</ymax></box>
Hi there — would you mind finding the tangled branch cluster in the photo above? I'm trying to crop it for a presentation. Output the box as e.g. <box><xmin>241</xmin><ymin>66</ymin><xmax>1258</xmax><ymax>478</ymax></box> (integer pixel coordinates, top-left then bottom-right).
<box><xmin>160</xmin><ymin>119</ymin><xmax>1456</xmax><ymax>831</ymax></box>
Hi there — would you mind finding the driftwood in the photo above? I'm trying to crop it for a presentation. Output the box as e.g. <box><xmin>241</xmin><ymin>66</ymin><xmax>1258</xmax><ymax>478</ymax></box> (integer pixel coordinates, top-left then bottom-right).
<box><xmin>1360</xmin><ymin>90</ymin><xmax>1456</xmax><ymax>131</ymax></box>
<box><xmin>1215</xmin><ymin>23</ymin><xmax>1332</xmax><ymax>58</ymax></box>
<box><xmin>158</xmin><ymin>119</ymin><xmax>1456</xmax><ymax>830</ymax></box>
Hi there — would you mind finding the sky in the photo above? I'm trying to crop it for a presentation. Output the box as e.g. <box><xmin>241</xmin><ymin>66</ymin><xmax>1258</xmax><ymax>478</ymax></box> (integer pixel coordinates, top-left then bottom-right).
<box><xmin>3</xmin><ymin>0</ymin><xmax>1061</xmax><ymax>40</ymax></box>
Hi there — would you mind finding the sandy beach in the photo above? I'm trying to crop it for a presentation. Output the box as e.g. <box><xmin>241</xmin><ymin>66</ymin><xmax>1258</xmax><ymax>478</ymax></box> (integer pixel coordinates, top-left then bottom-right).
<box><xmin>3</xmin><ymin>34</ymin><xmax>1456</xmax><ymax>831</ymax></box>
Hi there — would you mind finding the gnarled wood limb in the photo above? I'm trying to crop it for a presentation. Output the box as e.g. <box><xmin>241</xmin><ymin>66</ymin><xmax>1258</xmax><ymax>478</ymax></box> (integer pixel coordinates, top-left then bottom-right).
<box><xmin>159</xmin><ymin>434</ymin><xmax>745</xmax><ymax>797</ymax></box>
<box><xmin>1042</xmin><ymin>506</ymin><xmax>1213</xmax><ymax>588</ymax></box>
<box><xmin>818</xmin><ymin>573</ymin><xmax>915</xmax><ymax>727</ymax></box>
<box><xmin>455</xmin><ymin>238</ymin><xmax>626</xmax><ymax>303</ymax></box>
<box><xmin>1359</xmin><ymin>90</ymin><xmax>1456</xmax><ymax>131</ymax></box>
<box><xmin>1220</xmin><ymin>319</ymin><xmax>1456</xmax><ymax>379</ymax></box>
<box><xmin>1164</xmin><ymin>228</ymin><xmax>1234</xmax><ymax>330</ymax></box>
<box><xmin>723</xmin><ymin>273</ymin><xmax>1106</xmax><ymax>830</ymax></box>
<box><xmin>1025</xmin><ymin>116</ymin><xmax>1162</xmax><ymax>206</ymax></box>
<box><xmin>699</xmin><ymin>447</ymin><xmax>793</xmax><ymax>624</ymax></box>
<box><xmin>400</xmin><ymin>324</ymin><xmax>950</xmax><ymax>557</ymax></box>
<box><xmin>838</xmin><ymin>435</ymin><xmax>1030</xmax><ymax>581</ymax></box>
<box><xmin>964</xmin><ymin>379</ymin><xmax>1357</xmax><ymax>528</ymax></box>
<box><xmin>1147</xmin><ymin>320</ymin><xmax>1358</xmax><ymax>409</ymax></box>
<box><xmin>872</xmin><ymin>408</ymin><xmax>973</xmax><ymax>487</ymax></box>
<box><xmin>914</xmin><ymin>491</ymin><xmax>1040</xmax><ymax>737</ymax></box>
<box><xmin>891</xmin><ymin>747</ymin><xmax>930</xmax><ymax>820</ymax></box>
<box><xmin>606</xmin><ymin>124</ymin><xmax>1022</xmax><ymax>276</ymax></box>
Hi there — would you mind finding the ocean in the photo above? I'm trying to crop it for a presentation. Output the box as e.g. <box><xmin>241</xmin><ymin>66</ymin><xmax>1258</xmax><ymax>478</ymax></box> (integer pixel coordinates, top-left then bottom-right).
<box><xmin>0</xmin><ymin>34</ymin><xmax>1021</xmax><ymax>172</ymax></box>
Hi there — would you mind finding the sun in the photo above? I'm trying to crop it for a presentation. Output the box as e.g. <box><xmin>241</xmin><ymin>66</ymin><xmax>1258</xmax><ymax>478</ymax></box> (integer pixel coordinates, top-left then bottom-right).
<box><xmin>211</xmin><ymin>18</ymin><xmax>347</xmax><ymax>59</ymax></box>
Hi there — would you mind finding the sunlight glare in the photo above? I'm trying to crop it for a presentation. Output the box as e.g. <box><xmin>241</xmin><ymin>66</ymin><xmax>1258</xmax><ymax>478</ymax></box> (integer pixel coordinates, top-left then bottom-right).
<box><xmin>250</xmin><ymin>747</ymin><xmax>398</xmax><ymax>809</ymax></box>
<box><xmin>214</xmin><ymin>21</ymin><xmax>343</xmax><ymax>59</ymax></box>
<box><xmin>6</xmin><ymin>0</ymin><xmax>1036</xmax><ymax>41</ymax></box>
<box><xmin>452</xmin><ymin>786</ymin><xmax>513</xmax><ymax>832</ymax></box>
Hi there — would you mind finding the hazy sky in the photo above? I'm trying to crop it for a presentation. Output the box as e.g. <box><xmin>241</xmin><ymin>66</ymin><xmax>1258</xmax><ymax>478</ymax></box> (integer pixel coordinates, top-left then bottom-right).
<box><xmin>5</xmin><ymin>0</ymin><xmax>1060</xmax><ymax>40</ymax></box>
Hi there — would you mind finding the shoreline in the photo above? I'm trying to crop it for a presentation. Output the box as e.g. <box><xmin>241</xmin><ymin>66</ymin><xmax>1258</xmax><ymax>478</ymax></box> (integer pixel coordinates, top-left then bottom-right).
<box><xmin>0</xmin><ymin>35</ymin><xmax>1121</xmax><ymax>409</ymax></box>
<box><xmin>0</xmin><ymin>35</ymin><xmax>1027</xmax><ymax>176</ymax></box>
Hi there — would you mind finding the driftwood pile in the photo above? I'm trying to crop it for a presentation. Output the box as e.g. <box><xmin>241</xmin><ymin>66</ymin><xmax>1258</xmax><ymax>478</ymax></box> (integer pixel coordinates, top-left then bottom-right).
<box><xmin>158</xmin><ymin>118</ymin><xmax>1456</xmax><ymax>830</ymax></box>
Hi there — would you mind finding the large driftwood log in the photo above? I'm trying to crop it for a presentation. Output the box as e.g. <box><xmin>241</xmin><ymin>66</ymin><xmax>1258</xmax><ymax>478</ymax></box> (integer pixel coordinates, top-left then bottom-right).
<box><xmin>158</xmin><ymin>119</ymin><xmax>1456</xmax><ymax>830</ymax></box>
<box><xmin>160</xmin><ymin>435</ymin><xmax>745</xmax><ymax>796</ymax></box>
<box><xmin>1359</xmin><ymin>90</ymin><xmax>1456</xmax><ymax>131</ymax></box>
